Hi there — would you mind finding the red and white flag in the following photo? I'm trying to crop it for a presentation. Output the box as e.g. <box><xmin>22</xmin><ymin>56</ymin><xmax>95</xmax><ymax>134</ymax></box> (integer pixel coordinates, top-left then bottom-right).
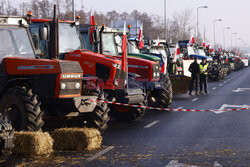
<box><xmin>173</xmin><ymin>43</ymin><xmax>180</xmax><ymax>62</ymax></box>
<box><xmin>156</xmin><ymin>37</ymin><xmax>160</xmax><ymax>46</ymax></box>
<box><xmin>89</xmin><ymin>10</ymin><xmax>95</xmax><ymax>44</ymax></box>
<box><xmin>202</xmin><ymin>41</ymin><xmax>206</xmax><ymax>48</ymax></box>
<box><xmin>189</xmin><ymin>36</ymin><xmax>195</xmax><ymax>46</ymax></box>
<box><xmin>138</xmin><ymin>24</ymin><xmax>144</xmax><ymax>49</ymax></box>
<box><xmin>121</xmin><ymin>21</ymin><xmax>128</xmax><ymax>72</ymax></box>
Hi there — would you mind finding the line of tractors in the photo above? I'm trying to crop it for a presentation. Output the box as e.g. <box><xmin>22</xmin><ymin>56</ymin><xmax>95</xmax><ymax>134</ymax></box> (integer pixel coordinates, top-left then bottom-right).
<box><xmin>0</xmin><ymin>5</ymin><xmax>248</xmax><ymax>158</ymax></box>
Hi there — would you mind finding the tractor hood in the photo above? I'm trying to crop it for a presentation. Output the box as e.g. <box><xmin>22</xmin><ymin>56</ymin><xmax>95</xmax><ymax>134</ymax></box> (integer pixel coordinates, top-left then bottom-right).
<box><xmin>125</xmin><ymin>53</ymin><xmax>161</xmax><ymax>62</ymax></box>
<box><xmin>66</xmin><ymin>49</ymin><xmax>122</xmax><ymax>66</ymax></box>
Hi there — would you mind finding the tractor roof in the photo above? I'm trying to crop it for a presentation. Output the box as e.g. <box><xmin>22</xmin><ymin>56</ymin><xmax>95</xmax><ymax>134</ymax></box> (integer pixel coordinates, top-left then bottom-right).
<box><xmin>0</xmin><ymin>16</ymin><xmax>28</xmax><ymax>26</ymax></box>
<box><xmin>31</xmin><ymin>18</ymin><xmax>75</xmax><ymax>24</ymax></box>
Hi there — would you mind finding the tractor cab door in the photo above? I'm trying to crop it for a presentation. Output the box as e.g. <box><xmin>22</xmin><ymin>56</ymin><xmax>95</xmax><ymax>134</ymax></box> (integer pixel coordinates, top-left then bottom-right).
<box><xmin>29</xmin><ymin>23</ymin><xmax>49</xmax><ymax>59</ymax></box>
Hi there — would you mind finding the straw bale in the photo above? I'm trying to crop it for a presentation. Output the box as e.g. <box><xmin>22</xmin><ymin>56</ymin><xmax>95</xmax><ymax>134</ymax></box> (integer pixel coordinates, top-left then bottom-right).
<box><xmin>52</xmin><ymin>128</ymin><xmax>102</xmax><ymax>151</ymax></box>
<box><xmin>13</xmin><ymin>131</ymin><xmax>53</xmax><ymax>156</ymax></box>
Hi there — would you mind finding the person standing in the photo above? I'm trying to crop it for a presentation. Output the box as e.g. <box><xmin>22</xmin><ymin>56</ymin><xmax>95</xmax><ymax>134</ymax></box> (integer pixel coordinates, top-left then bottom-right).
<box><xmin>168</xmin><ymin>58</ymin><xmax>176</xmax><ymax>75</ymax></box>
<box><xmin>199</xmin><ymin>58</ymin><xmax>208</xmax><ymax>94</ymax></box>
<box><xmin>189</xmin><ymin>57</ymin><xmax>200</xmax><ymax>95</ymax></box>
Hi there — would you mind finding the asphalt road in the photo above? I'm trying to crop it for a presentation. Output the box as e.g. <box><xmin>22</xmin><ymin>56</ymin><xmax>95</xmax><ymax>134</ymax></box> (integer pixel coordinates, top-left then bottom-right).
<box><xmin>2</xmin><ymin>67</ymin><xmax>250</xmax><ymax>167</ymax></box>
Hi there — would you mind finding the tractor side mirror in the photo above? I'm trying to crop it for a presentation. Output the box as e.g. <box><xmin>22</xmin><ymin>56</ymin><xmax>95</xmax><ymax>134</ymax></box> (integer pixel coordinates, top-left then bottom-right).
<box><xmin>39</xmin><ymin>27</ymin><xmax>48</xmax><ymax>40</ymax></box>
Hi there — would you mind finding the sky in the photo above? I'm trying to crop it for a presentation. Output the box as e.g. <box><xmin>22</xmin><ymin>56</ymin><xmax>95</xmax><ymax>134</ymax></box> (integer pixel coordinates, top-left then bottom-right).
<box><xmin>15</xmin><ymin>0</ymin><xmax>250</xmax><ymax>50</ymax></box>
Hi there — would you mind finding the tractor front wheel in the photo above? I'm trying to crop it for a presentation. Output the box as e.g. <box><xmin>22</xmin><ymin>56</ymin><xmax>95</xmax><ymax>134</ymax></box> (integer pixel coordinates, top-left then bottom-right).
<box><xmin>0</xmin><ymin>86</ymin><xmax>44</xmax><ymax>131</ymax></box>
<box><xmin>148</xmin><ymin>74</ymin><xmax>173</xmax><ymax>109</ymax></box>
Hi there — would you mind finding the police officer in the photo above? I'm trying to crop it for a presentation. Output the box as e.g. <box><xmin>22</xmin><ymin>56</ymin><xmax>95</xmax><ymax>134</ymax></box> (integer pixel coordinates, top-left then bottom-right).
<box><xmin>199</xmin><ymin>57</ymin><xmax>208</xmax><ymax>94</ymax></box>
<box><xmin>189</xmin><ymin>57</ymin><xmax>200</xmax><ymax>95</ymax></box>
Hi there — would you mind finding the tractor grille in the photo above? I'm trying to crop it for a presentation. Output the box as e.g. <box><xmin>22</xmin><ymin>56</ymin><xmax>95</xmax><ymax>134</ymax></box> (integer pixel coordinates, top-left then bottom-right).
<box><xmin>59</xmin><ymin>79</ymin><xmax>82</xmax><ymax>96</ymax></box>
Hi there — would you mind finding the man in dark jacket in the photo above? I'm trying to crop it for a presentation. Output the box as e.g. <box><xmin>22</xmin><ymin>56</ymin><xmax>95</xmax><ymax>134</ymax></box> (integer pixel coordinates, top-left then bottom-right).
<box><xmin>189</xmin><ymin>57</ymin><xmax>200</xmax><ymax>95</ymax></box>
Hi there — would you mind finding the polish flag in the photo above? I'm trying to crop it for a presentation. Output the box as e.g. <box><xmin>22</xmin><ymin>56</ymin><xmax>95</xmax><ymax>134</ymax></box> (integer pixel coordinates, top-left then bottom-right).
<box><xmin>121</xmin><ymin>21</ymin><xmax>128</xmax><ymax>72</ymax></box>
<box><xmin>202</xmin><ymin>41</ymin><xmax>206</xmax><ymax>48</ymax></box>
<box><xmin>138</xmin><ymin>25</ymin><xmax>144</xmax><ymax>49</ymax></box>
<box><xmin>173</xmin><ymin>44</ymin><xmax>180</xmax><ymax>62</ymax></box>
<box><xmin>89</xmin><ymin>10</ymin><xmax>95</xmax><ymax>44</ymax></box>
<box><xmin>189</xmin><ymin>36</ymin><xmax>195</xmax><ymax>46</ymax></box>
<box><xmin>156</xmin><ymin>37</ymin><xmax>160</xmax><ymax>46</ymax></box>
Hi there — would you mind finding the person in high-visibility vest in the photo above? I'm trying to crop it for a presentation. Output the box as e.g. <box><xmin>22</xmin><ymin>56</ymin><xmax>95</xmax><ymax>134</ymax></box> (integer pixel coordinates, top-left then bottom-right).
<box><xmin>199</xmin><ymin>58</ymin><xmax>208</xmax><ymax>94</ymax></box>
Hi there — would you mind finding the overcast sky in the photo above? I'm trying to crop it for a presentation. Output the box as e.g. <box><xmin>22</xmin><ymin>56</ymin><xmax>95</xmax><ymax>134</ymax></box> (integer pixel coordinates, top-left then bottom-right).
<box><xmin>16</xmin><ymin>0</ymin><xmax>250</xmax><ymax>49</ymax></box>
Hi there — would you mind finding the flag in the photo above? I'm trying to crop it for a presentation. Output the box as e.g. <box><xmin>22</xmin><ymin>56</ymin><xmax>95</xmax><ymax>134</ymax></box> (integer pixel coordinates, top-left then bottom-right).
<box><xmin>121</xmin><ymin>21</ymin><xmax>127</xmax><ymax>72</ymax></box>
<box><xmin>156</xmin><ymin>37</ymin><xmax>160</xmax><ymax>46</ymax></box>
<box><xmin>89</xmin><ymin>10</ymin><xmax>95</xmax><ymax>44</ymax></box>
<box><xmin>218</xmin><ymin>47</ymin><xmax>222</xmax><ymax>52</ymax></box>
<box><xmin>138</xmin><ymin>24</ymin><xmax>144</xmax><ymax>49</ymax></box>
<box><xmin>173</xmin><ymin>44</ymin><xmax>180</xmax><ymax>62</ymax></box>
<box><xmin>202</xmin><ymin>41</ymin><xmax>206</xmax><ymax>48</ymax></box>
<box><xmin>189</xmin><ymin>36</ymin><xmax>195</xmax><ymax>46</ymax></box>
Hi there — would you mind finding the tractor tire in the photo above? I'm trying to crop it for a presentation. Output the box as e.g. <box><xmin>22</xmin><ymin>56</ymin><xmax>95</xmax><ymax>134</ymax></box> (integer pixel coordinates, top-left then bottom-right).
<box><xmin>0</xmin><ymin>86</ymin><xmax>44</xmax><ymax>131</ymax></box>
<box><xmin>0</xmin><ymin>115</ymin><xmax>14</xmax><ymax>160</ymax></box>
<box><xmin>110</xmin><ymin>105</ymin><xmax>145</xmax><ymax>121</ymax></box>
<box><xmin>85</xmin><ymin>89</ymin><xmax>110</xmax><ymax>133</ymax></box>
<box><xmin>148</xmin><ymin>74</ymin><xmax>173</xmax><ymax>108</ymax></box>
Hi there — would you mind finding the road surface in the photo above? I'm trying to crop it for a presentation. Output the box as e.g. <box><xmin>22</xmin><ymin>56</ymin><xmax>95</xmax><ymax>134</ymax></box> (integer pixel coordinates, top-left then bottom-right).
<box><xmin>2</xmin><ymin>67</ymin><xmax>250</xmax><ymax>167</ymax></box>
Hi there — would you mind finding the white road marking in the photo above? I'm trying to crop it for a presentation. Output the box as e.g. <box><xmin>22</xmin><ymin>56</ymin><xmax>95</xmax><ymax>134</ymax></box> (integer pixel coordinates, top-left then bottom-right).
<box><xmin>232</xmin><ymin>88</ymin><xmax>250</xmax><ymax>92</ymax></box>
<box><xmin>86</xmin><ymin>146</ymin><xmax>115</xmax><ymax>162</ymax></box>
<box><xmin>192</xmin><ymin>98</ymin><xmax>198</xmax><ymax>102</ymax></box>
<box><xmin>219</xmin><ymin>84</ymin><xmax>223</xmax><ymax>86</ymax></box>
<box><xmin>144</xmin><ymin>120</ymin><xmax>159</xmax><ymax>128</ymax></box>
<box><xmin>214</xmin><ymin>161</ymin><xmax>223</xmax><ymax>167</ymax></box>
<box><xmin>212</xmin><ymin>87</ymin><xmax>217</xmax><ymax>90</ymax></box>
<box><xmin>224</xmin><ymin>81</ymin><xmax>227</xmax><ymax>83</ymax></box>
<box><xmin>213</xmin><ymin>104</ymin><xmax>250</xmax><ymax>114</ymax></box>
<box><xmin>166</xmin><ymin>160</ymin><xmax>199</xmax><ymax>167</ymax></box>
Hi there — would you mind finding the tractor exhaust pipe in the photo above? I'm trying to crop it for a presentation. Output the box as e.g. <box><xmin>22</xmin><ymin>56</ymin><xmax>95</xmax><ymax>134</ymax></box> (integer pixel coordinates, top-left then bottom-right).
<box><xmin>49</xmin><ymin>5</ymin><xmax>59</xmax><ymax>59</ymax></box>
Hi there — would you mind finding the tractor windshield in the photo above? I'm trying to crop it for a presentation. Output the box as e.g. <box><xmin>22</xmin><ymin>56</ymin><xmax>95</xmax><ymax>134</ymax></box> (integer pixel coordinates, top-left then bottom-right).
<box><xmin>59</xmin><ymin>23</ymin><xmax>82</xmax><ymax>53</ymax></box>
<box><xmin>128</xmin><ymin>41</ymin><xmax>140</xmax><ymax>54</ymax></box>
<box><xmin>0</xmin><ymin>27</ymin><xmax>34</xmax><ymax>61</ymax></box>
<box><xmin>102</xmin><ymin>32</ymin><xmax>118</xmax><ymax>55</ymax></box>
<box><xmin>196</xmin><ymin>48</ymin><xmax>206</xmax><ymax>56</ymax></box>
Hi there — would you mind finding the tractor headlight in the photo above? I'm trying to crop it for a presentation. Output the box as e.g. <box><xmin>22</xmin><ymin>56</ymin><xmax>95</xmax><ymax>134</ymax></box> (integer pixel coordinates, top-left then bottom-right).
<box><xmin>61</xmin><ymin>83</ymin><xmax>67</xmax><ymax>90</ymax></box>
<box><xmin>75</xmin><ymin>82</ymin><xmax>81</xmax><ymax>89</ymax></box>
<box><xmin>153</xmin><ymin>72</ymin><xmax>157</xmax><ymax>77</ymax></box>
<box><xmin>157</xmin><ymin>72</ymin><xmax>160</xmax><ymax>77</ymax></box>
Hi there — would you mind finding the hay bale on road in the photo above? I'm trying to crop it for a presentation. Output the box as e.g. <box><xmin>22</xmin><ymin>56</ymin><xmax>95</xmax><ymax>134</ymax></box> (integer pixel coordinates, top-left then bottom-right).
<box><xmin>52</xmin><ymin>128</ymin><xmax>102</xmax><ymax>151</ymax></box>
<box><xmin>13</xmin><ymin>131</ymin><xmax>53</xmax><ymax>156</ymax></box>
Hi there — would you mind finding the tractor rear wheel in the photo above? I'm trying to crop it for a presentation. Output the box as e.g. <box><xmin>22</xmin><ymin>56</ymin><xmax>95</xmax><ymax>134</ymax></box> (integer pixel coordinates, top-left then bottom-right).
<box><xmin>149</xmin><ymin>74</ymin><xmax>173</xmax><ymax>108</ymax></box>
<box><xmin>110</xmin><ymin>105</ymin><xmax>145</xmax><ymax>121</ymax></box>
<box><xmin>0</xmin><ymin>86</ymin><xmax>44</xmax><ymax>131</ymax></box>
<box><xmin>0</xmin><ymin>115</ymin><xmax>14</xmax><ymax>160</ymax></box>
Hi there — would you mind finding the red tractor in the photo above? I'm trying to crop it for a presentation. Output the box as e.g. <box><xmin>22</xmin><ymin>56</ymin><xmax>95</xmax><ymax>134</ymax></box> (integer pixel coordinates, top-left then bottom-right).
<box><xmin>0</xmin><ymin>14</ymin><xmax>99</xmax><ymax>135</ymax></box>
<box><xmin>79</xmin><ymin>25</ymin><xmax>173</xmax><ymax>111</ymax></box>
<box><xmin>28</xmin><ymin>6</ymin><xmax>146</xmax><ymax>122</ymax></box>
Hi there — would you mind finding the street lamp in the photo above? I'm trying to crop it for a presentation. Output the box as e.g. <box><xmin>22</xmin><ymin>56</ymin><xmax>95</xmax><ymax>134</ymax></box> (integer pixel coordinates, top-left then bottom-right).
<box><xmin>213</xmin><ymin>19</ymin><xmax>222</xmax><ymax>46</ymax></box>
<box><xmin>197</xmin><ymin>6</ymin><xmax>208</xmax><ymax>42</ymax></box>
<box><xmin>223</xmin><ymin>27</ymin><xmax>230</xmax><ymax>49</ymax></box>
<box><xmin>231</xmin><ymin>32</ymin><xmax>237</xmax><ymax>50</ymax></box>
